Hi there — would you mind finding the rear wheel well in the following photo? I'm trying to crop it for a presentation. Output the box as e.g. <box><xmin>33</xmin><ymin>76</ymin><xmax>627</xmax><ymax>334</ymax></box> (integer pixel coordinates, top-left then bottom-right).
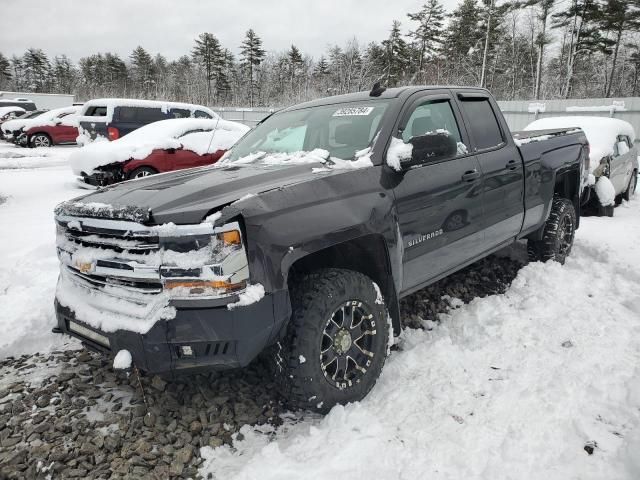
<box><xmin>288</xmin><ymin>235</ymin><xmax>400</xmax><ymax>335</ymax></box>
<box><xmin>554</xmin><ymin>168</ymin><xmax>581</xmax><ymax>227</ymax></box>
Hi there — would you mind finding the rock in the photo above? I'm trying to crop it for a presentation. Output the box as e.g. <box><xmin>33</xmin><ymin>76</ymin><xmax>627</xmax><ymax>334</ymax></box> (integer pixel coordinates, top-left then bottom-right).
<box><xmin>208</xmin><ymin>437</ymin><xmax>223</xmax><ymax>448</ymax></box>
<box><xmin>169</xmin><ymin>461</ymin><xmax>184</xmax><ymax>476</ymax></box>
<box><xmin>561</xmin><ymin>340</ymin><xmax>574</xmax><ymax>348</ymax></box>
<box><xmin>143</xmin><ymin>412</ymin><xmax>156</xmax><ymax>427</ymax></box>
<box><xmin>57</xmin><ymin>372</ymin><xmax>75</xmax><ymax>382</ymax></box>
<box><xmin>151</xmin><ymin>376</ymin><xmax>167</xmax><ymax>392</ymax></box>
<box><xmin>77</xmin><ymin>351</ymin><xmax>92</xmax><ymax>362</ymax></box>
<box><xmin>190</xmin><ymin>420</ymin><xmax>203</xmax><ymax>434</ymax></box>
<box><xmin>35</xmin><ymin>394</ymin><xmax>50</xmax><ymax>408</ymax></box>
<box><xmin>175</xmin><ymin>446</ymin><xmax>193</xmax><ymax>464</ymax></box>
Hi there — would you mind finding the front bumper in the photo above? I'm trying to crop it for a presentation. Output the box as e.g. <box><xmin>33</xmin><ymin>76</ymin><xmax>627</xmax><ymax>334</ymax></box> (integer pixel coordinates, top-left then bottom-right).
<box><xmin>55</xmin><ymin>289</ymin><xmax>287</xmax><ymax>376</ymax></box>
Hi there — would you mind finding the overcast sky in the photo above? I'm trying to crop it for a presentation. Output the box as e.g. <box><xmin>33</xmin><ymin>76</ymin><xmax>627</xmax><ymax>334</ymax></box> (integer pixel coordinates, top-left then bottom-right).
<box><xmin>1</xmin><ymin>0</ymin><xmax>461</xmax><ymax>61</ymax></box>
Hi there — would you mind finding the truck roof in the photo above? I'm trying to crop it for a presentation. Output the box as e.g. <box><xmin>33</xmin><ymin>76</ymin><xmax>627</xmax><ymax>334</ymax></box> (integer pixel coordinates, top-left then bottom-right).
<box><xmin>284</xmin><ymin>85</ymin><xmax>491</xmax><ymax>112</ymax></box>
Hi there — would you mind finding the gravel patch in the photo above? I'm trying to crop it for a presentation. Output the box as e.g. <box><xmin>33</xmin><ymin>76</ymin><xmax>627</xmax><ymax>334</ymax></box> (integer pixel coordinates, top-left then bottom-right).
<box><xmin>0</xmin><ymin>252</ymin><xmax>525</xmax><ymax>479</ymax></box>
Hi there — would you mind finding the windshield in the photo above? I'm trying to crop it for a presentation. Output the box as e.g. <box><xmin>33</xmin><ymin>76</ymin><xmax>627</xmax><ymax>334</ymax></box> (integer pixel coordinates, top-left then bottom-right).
<box><xmin>226</xmin><ymin>100</ymin><xmax>391</xmax><ymax>163</ymax></box>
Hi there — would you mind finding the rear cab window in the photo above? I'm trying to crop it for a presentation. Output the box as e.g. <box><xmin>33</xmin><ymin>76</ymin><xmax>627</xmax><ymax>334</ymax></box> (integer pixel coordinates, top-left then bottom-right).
<box><xmin>458</xmin><ymin>96</ymin><xmax>505</xmax><ymax>151</ymax></box>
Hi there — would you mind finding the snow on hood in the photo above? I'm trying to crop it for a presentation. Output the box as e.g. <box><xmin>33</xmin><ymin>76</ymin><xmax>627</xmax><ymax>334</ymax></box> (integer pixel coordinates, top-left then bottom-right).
<box><xmin>0</xmin><ymin>106</ymin><xmax>25</xmax><ymax>119</ymax></box>
<box><xmin>1</xmin><ymin>106</ymin><xmax>80</xmax><ymax>133</ymax></box>
<box><xmin>69</xmin><ymin>118</ymin><xmax>249</xmax><ymax>175</ymax></box>
<box><xmin>524</xmin><ymin>116</ymin><xmax>636</xmax><ymax>172</ymax></box>
<box><xmin>76</xmin><ymin>98</ymin><xmax>219</xmax><ymax>124</ymax></box>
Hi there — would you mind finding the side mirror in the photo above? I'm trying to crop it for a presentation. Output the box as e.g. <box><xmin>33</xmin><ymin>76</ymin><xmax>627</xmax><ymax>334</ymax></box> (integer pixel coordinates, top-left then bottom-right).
<box><xmin>406</xmin><ymin>131</ymin><xmax>457</xmax><ymax>166</ymax></box>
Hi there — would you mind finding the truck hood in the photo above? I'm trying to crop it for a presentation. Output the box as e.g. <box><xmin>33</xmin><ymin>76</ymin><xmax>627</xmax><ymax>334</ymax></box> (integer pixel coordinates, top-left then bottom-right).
<box><xmin>61</xmin><ymin>162</ymin><xmax>328</xmax><ymax>224</ymax></box>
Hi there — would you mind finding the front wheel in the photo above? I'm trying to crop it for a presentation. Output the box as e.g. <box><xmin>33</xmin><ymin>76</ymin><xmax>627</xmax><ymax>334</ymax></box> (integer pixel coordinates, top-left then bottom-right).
<box><xmin>31</xmin><ymin>133</ymin><xmax>51</xmax><ymax>148</ymax></box>
<box><xmin>128</xmin><ymin>166</ymin><xmax>158</xmax><ymax>180</ymax></box>
<box><xmin>528</xmin><ymin>197</ymin><xmax>577</xmax><ymax>264</ymax></box>
<box><xmin>274</xmin><ymin>269</ymin><xmax>390</xmax><ymax>412</ymax></box>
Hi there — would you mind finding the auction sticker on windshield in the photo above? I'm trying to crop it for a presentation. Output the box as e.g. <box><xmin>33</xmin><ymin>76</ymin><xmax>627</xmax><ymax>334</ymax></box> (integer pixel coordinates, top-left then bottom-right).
<box><xmin>332</xmin><ymin>106</ymin><xmax>374</xmax><ymax>116</ymax></box>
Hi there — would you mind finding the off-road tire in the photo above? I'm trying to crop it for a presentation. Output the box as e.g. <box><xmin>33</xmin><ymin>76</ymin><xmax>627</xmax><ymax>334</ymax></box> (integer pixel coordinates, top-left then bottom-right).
<box><xmin>528</xmin><ymin>197</ymin><xmax>577</xmax><ymax>265</ymax></box>
<box><xmin>30</xmin><ymin>133</ymin><xmax>51</xmax><ymax>148</ymax></box>
<box><xmin>273</xmin><ymin>268</ymin><xmax>390</xmax><ymax>413</ymax></box>
<box><xmin>128</xmin><ymin>166</ymin><xmax>158</xmax><ymax>179</ymax></box>
<box><xmin>623</xmin><ymin>171</ymin><xmax>637</xmax><ymax>202</ymax></box>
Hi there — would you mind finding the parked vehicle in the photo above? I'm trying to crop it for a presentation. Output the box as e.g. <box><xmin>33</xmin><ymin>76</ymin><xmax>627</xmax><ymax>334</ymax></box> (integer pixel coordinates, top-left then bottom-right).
<box><xmin>76</xmin><ymin>99</ymin><xmax>219</xmax><ymax>145</ymax></box>
<box><xmin>0</xmin><ymin>110</ymin><xmax>47</xmax><ymax>140</ymax></box>
<box><xmin>69</xmin><ymin>118</ymin><xmax>249</xmax><ymax>187</ymax></box>
<box><xmin>53</xmin><ymin>86</ymin><xmax>588</xmax><ymax>411</ymax></box>
<box><xmin>0</xmin><ymin>91</ymin><xmax>74</xmax><ymax>110</ymax></box>
<box><xmin>0</xmin><ymin>106</ymin><xmax>26</xmax><ymax>124</ymax></box>
<box><xmin>1</xmin><ymin>106</ymin><xmax>80</xmax><ymax>145</ymax></box>
<box><xmin>524</xmin><ymin>116</ymin><xmax>637</xmax><ymax>216</ymax></box>
<box><xmin>0</xmin><ymin>98</ymin><xmax>37</xmax><ymax>111</ymax></box>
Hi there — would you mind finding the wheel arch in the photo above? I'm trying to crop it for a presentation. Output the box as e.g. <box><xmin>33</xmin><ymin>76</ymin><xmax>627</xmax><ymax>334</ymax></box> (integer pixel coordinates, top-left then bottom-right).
<box><xmin>286</xmin><ymin>234</ymin><xmax>401</xmax><ymax>335</ymax></box>
<box><xmin>29</xmin><ymin>131</ymin><xmax>52</xmax><ymax>146</ymax></box>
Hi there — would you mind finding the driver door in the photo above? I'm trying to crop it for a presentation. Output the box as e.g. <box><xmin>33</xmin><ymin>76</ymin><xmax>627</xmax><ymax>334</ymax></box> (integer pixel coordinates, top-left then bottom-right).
<box><xmin>390</xmin><ymin>92</ymin><xmax>485</xmax><ymax>292</ymax></box>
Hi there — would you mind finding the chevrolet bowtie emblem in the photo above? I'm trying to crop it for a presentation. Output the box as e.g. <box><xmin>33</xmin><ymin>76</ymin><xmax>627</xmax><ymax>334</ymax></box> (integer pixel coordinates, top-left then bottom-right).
<box><xmin>76</xmin><ymin>261</ymin><xmax>93</xmax><ymax>273</ymax></box>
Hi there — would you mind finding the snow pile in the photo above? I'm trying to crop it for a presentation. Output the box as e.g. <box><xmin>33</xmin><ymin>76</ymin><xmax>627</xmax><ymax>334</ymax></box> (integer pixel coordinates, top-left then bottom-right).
<box><xmin>69</xmin><ymin>118</ymin><xmax>249</xmax><ymax>175</ymax></box>
<box><xmin>1</xmin><ymin>106</ymin><xmax>80</xmax><ymax>135</ymax></box>
<box><xmin>524</xmin><ymin>116</ymin><xmax>636</xmax><ymax>172</ymax></box>
<box><xmin>0</xmin><ymin>143</ymin><xmax>74</xmax><ymax>169</ymax></box>
<box><xmin>595</xmin><ymin>176</ymin><xmax>616</xmax><ymax>206</ymax></box>
<box><xmin>76</xmin><ymin>98</ymin><xmax>219</xmax><ymax>125</ymax></box>
<box><xmin>386</xmin><ymin>137</ymin><xmax>412</xmax><ymax>171</ymax></box>
<box><xmin>113</xmin><ymin>349</ymin><xmax>132</xmax><ymax>370</ymax></box>
<box><xmin>228</xmin><ymin>284</ymin><xmax>265</xmax><ymax>310</ymax></box>
<box><xmin>226</xmin><ymin>148</ymin><xmax>330</xmax><ymax>166</ymax></box>
<box><xmin>199</xmin><ymin>219</ymin><xmax>640</xmax><ymax>479</ymax></box>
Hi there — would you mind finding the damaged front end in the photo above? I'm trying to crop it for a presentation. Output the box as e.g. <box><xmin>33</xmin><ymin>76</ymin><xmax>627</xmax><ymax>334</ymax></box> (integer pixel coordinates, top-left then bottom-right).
<box><xmin>52</xmin><ymin>202</ymin><xmax>273</xmax><ymax>375</ymax></box>
<box><xmin>77</xmin><ymin>163</ymin><xmax>127</xmax><ymax>188</ymax></box>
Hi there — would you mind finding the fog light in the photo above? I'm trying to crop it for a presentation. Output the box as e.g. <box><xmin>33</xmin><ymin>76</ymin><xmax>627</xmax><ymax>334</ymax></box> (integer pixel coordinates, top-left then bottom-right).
<box><xmin>180</xmin><ymin>345</ymin><xmax>194</xmax><ymax>357</ymax></box>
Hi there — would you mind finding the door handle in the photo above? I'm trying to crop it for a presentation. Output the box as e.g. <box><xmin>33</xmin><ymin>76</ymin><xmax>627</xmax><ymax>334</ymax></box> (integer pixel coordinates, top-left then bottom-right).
<box><xmin>506</xmin><ymin>160</ymin><xmax>518</xmax><ymax>170</ymax></box>
<box><xmin>461</xmin><ymin>170</ymin><xmax>481</xmax><ymax>182</ymax></box>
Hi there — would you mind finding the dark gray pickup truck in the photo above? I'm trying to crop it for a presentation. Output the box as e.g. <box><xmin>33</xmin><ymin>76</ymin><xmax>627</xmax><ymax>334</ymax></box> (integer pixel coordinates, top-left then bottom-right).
<box><xmin>54</xmin><ymin>86</ymin><xmax>589</xmax><ymax>411</ymax></box>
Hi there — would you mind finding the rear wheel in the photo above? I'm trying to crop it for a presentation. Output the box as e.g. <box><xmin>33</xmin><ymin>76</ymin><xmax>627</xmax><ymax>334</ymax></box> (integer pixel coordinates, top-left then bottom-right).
<box><xmin>528</xmin><ymin>197</ymin><xmax>577</xmax><ymax>264</ymax></box>
<box><xmin>128</xmin><ymin>166</ymin><xmax>158</xmax><ymax>179</ymax></box>
<box><xmin>31</xmin><ymin>133</ymin><xmax>51</xmax><ymax>148</ymax></box>
<box><xmin>274</xmin><ymin>268</ymin><xmax>390</xmax><ymax>412</ymax></box>
<box><xmin>623</xmin><ymin>171</ymin><xmax>637</xmax><ymax>202</ymax></box>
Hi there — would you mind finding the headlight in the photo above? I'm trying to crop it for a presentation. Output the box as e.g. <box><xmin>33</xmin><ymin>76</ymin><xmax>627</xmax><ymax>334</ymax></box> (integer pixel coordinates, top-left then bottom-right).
<box><xmin>160</xmin><ymin>221</ymin><xmax>249</xmax><ymax>298</ymax></box>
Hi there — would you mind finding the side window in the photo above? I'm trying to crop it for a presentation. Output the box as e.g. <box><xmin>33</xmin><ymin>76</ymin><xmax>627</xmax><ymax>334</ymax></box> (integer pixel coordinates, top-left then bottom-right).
<box><xmin>136</xmin><ymin>108</ymin><xmax>167</xmax><ymax>122</ymax></box>
<box><xmin>85</xmin><ymin>106</ymin><xmax>107</xmax><ymax>117</ymax></box>
<box><xmin>170</xmin><ymin>108</ymin><xmax>190</xmax><ymax>118</ymax></box>
<box><xmin>194</xmin><ymin>110</ymin><xmax>213</xmax><ymax>119</ymax></box>
<box><xmin>459</xmin><ymin>98</ymin><xmax>504</xmax><ymax>150</ymax></box>
<box><xmin>615</xmin><ymin>135</ymin><xmax>630</xmax><ymax>156</ymax></box>
<box><xmin>117</xmin><ymin>107</ymin><xmax>137</xmax><ymax>122</ymax></box>
<box><xmin>397</xmin><ymin>99</ymin><xmax>464</xmax><ymax>164</ymax></box>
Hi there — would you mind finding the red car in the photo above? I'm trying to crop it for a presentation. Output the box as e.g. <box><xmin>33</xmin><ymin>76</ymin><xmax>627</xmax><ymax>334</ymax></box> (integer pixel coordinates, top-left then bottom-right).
<box><xmin>22</xmin><ymin>122</ymin><xmax>79</xmax><ymax>148</ymax></box>
<box><xmin>70</xmin><ymin>118</ymin><xmax>250</xmax><ymax>187</ymax></box>
<box><xmin>122</xmin><ymin>147</ymin><xmax>227</xmax><ymax>179</ymax></box>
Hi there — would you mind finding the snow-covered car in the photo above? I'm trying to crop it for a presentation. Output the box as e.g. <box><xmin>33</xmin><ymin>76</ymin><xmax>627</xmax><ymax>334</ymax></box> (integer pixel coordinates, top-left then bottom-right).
<box><xmin>0</xmin><ymin>106</ymin><xmax>26</xmax><ymax>124</ymax></box>
<box><xmin>76</xmin><ymin>98</ymin><xmax>219</xmax><ymax>145</ymax></box>
<box><xmin>525</xmin><ymin>116</ymin><xmax>637</xmax><ymax>216</ymax></box>
<box><xmin>1</xmin><ymin>106</ymin><xmax>81</xmax><ymax>146</ymax></box>
<box><xmin>69</xmin><ymin>117</ymin><xmax>249</xmax><ymax>187</ymax></box>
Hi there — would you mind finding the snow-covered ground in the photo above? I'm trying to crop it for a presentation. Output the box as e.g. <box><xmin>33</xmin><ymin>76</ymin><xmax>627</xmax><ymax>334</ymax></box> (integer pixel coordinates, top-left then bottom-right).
<box><xmin>1</xmin><ymin>141</ymin><xmax>639</xmax><ymax>479</ymax></box>
<box><xmin>0</xmin><ymin>142</ymin><xmax>81</xmax><ymax>357</ymax></box>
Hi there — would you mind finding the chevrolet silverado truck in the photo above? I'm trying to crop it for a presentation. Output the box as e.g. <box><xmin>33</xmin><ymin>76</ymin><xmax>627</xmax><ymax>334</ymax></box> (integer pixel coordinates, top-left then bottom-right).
<box><xmin>53</xmin><ymin>86</ymin><xmax>589</xmax><ymax>411</ymax></box>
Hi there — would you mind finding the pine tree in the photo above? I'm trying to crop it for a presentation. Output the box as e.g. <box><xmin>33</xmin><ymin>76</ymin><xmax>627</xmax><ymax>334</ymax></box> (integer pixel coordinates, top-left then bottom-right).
<box><xmin>407</xmin><ymin>0</ymin><xmax>446</xmax><ymax>82</ymax></box>
<box><xmin>382</xmin><ymin>21</ymin><xmax>410</xmax><ymax>86</ymax></box>
<box><xmin>288</xmin><ymin>45</ymin><xmax>304</xmax><ymax>92</ymax></box>
<box><xmin>0</xmin><ymin>53</ymin><xmax>11</xmax><ymax>89</ymax></box>
<box><xmin>192</xmin><ymin>33</ymin><xmax>225</xmax><ymax>104</ymax></box>
<box><xmin>52</xmin><ymin>55</ymin><xmax>75</xmax><ymax>94</ymax></box>
<box><xmin>239</xmin><ymin>29</ymin><xmax>266</xmax><ymax>106</ymax></box>
<box><xmin>597</xmin><ymin>0</ymin><xmax>640</xmax><ymax>97</ymax></box>
<box><xmin>22</xmin><ymin>48</ymin><xmax>50</xmax><ymax>92</ymax></box>
<box><xmin>130</xmin><ymin>46</ymin><xmax>155</xmax><ymax>96</ymax></box>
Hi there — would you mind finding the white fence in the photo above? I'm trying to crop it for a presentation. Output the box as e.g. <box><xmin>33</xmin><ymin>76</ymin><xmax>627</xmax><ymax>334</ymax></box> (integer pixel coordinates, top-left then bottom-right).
<box><xmin>214</xmin><ymin>98</ymin><xmax>640</xmax><ymax>143</ymax></box>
